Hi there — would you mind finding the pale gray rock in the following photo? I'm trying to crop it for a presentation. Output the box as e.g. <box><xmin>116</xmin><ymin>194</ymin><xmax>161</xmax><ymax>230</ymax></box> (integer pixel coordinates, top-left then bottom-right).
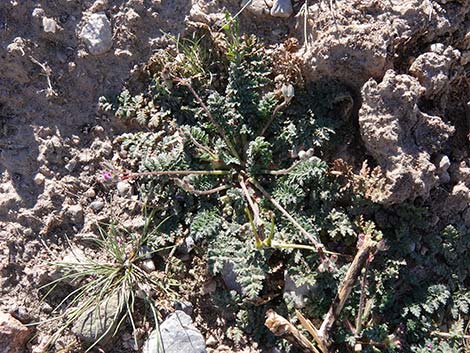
<box><xmin>241</xmin><ymin>0</ymin><xmax>269</xmax><ymax>16</ymax></box>
<box><xmin>143</xmin><ymin>311</ymin><xmax>206</xmax><ymax>353</ymax></box>
<box><xmin>141</xmin><ymin>259</ymin><xmax>156</xmax><ymax>272</ymax></box>
<box><xmin>32</xmin><ymin>7</ymin><xmax>45</xmax><ymax>18</ymax></box>
<box><xmin>72</xmin><ymin>292</ymin><xmax>123</xmax><ymax>343</ymax></box>
<box><xmin>270</xmin><ymin>0</ymin><xmax>293</xmax><ymax>18</ymax></box>
<box><xmin>299</xmin><ymin>1</ymin><xmax>469</xmax><ymax>88</ymax></box>
<box><xmin>435</xmin><ymin>155</ymin><xmax>451</xmax><ymax>184</ymax></box>
<box><xmin>34</xmin><ymin>172</ymin><xmax>45</xmax><ymax>185</ymax></box>
<box><xmin>89</xmin><ymin>200</ymin><xmax>104</xmax><ymax>212</ymax></box>
<box><xmin>65</xmin><ymin>204</ymin><xmax>84</xmax><ymax>224</ymax></box>
<box><xmin>79</xmin><ymin>12</ymin><xmax>113</xmax><ymax>55</ymax></box>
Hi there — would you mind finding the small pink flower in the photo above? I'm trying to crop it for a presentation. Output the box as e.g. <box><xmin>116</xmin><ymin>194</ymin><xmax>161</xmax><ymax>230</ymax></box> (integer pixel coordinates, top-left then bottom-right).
<box><xmin>102</xmin><ymin>172</ymin><xmax>112</xmax><ymax>180</ymax></box>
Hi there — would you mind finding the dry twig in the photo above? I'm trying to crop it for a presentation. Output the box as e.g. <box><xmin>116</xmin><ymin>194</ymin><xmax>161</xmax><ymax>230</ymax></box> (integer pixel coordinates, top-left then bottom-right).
<box><xmin>265</xmin><ymin>309</ymin><xmax>320</xmax><ymax>353</ymax></box>
<box><xmin>29</xmin><ymin>56</ymin><xmax>58</xmax><ymax>97</ymax></box>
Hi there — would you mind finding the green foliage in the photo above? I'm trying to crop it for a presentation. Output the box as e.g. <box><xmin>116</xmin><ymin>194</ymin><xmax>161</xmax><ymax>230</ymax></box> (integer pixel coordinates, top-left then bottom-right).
<box><xmin>101</xmin><ymin>18</ymin><xmax>470</xmax><ymax>353</ymax></box>
<box><xmin>41</xmin><ymin>215</ymin><xmax>177</xmax><ymax>352</ymax></box>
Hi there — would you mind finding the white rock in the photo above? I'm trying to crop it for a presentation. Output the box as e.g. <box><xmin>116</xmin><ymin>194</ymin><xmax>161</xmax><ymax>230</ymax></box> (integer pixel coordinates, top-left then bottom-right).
<box><xmin>430</xmin><ymin>43</ymin><xmax>445</xmax><ymax>54</ymax></box>
<box><xmin>116</xmin><ymin>181</ymin><xmax>132</xmax><ymax>196</ymax></box>
<box><xmin>270</xmin><ymin>0</ymin><xmax>293</xmax><ymax>18</ymax></box>
<box><xmin>79</xmin><ymin>12</ymin><xmax>113</xmax><ymax>55</ymax></box>
<box><xmin>7</xmin><ymin>37</ymin><xmax>26</xmax><ymax>56</ymax></box>
<box><xmin>141</xmin><ymin>259</ymin><xmax>156</xmax><ymax>272</ymax></box>
<box><xmin>32</xmin><ymin>7</ymin><xmax>45</xmax><ymax>18</ymax></box>
<box><xmin>42</xmin><ymin>17</ymin><xmax>59</xmax><ymax>33</ymax></box>
<box><xmin>143</xmin><ymin>311</ymin><xmax>206</xmax><ymax>353</ymax></box>
<box><xmin>437</xmin><ymin>155</ymin><xmax>451</xmax><ymax>171</ymax></box>
<box><xmin>65</xmin><ymin>158</ymin><xmax>77</xmax><ymax>172</ymax></box>
<box><xmin>34</xmin><ymin>172</ymin><xmax>45</xmax><ymax>185</ymax></box>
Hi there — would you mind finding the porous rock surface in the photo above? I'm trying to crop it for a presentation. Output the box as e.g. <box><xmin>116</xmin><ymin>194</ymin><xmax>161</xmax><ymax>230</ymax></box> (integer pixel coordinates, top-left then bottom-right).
<box><xmin>299</xmin><ymin>0</ymin><xmax>470</xmax><ymax>88</ymax></box>
<box><xmin>409</xmin><ymin>45</ymin><xmax>461</xmax><ymax>102</ymax></box>
<box><xmin>359</xmin><ymin>69</ymin><xmax>455</xmax><ymax>205</ymax></box>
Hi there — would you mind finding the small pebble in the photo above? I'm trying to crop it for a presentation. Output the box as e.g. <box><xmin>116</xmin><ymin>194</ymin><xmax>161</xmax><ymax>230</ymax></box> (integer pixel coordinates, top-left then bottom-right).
<box><xmin>89</xmin><ymin>200</ymin><xmax>104</xmax><ymax>212</ymax></box>
<box><xmin>42</xmin><ymin>17</ymin><xmax>59</xmax><ymax>33</ymax></box>
<box><xmin>65</xmin><ymin>158</ymin><xmax>77</xmax><ymax>172</ymax></box>
<box><xmin>141</xmin><ymin>259</ymin><xmax>156</xmax><ymax>273</ymax></box>
<box><xmin>437</xmin><ymin>155</ymin><xmax>450</xmax><ymax>171</ymax></box>
<box><xmin>93</xmin><ymin>125</ymin><xmax>104</xmax><ymax>133</ymax></box>
<box><xmin>430</xmin><ymin>43</ymin><xmax>445</xmax><ymax>54</ymax></box>
<box><xmin>84</xmin><ymin>188</ymin><xmax>96</xmax><ymax>198</ymax></box>
<box><xmin>66</xmin><ymin>204</ymin><xmax>84</xmax><ymax>223</ymax></box>
<box><xmin>79</xmin><ymin>12</ymin><xmax>113</xmax><ymax>55</ymax></box>
<box><xmin>270</xmin><ymin>0</ymin><xmax>293</xmax><ymax>18</ymax></box>
<box><xmin>116</xmin><ymin>181</ymin><xmax>132</xmax><ymax>196</ymax></box>
<box><xmin>34</xmin><ymin>173</ymin><xmax>45</xmax><ymax>185</ymax></box>
<box><xmin>206</xmin><ymin>335</ymin><xmax>218</xmax><ymax>347</ymax></box>
<box><xmin>32</xmin><ymin>7</ymin><xmax>45</xmax><ymax>18</ymax></box>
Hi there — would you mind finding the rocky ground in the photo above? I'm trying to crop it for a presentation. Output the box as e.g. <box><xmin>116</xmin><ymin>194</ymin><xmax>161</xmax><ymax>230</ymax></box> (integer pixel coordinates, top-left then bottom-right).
<box><xmin>0</xmin><ymin>0</ymin><xmax>469</xmax><ymax>352</ymax></box>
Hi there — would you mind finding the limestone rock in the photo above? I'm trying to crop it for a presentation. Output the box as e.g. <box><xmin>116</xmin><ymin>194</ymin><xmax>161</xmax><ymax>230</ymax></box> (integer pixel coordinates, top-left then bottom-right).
<box><xmin>143</xmin><ymin>311</ymin><xmax>206</xmax><ymax>353</ymax></box>
<box><xmin>241</xmin><ymin>0</ymin><xmax>269</xmax><ymax>16</ymax></box>
<box><xmin>299</xmin><ymin>1</ymin><xmax>469</xmax><ymax>88</ymax></box>
<box><xmin>270</xmin><ymin>0</ymin><xmax>293</xmax><ymax>18</ymax></box>
<box><xmin>0</xmin><ymin>311</ymin><xmax>31</xmax><ymax>353</ymax></box>
<box><xmin>79</xmin><ymin>12</ymin><xmax>113</xmax><ymax>55</ymax></box>
<box><xmin>359</xmin><ymin>70</ymin><xmax>454</xmax><ymax>204</ymax></box>
<box><xmin>409</xmin><ymin>46</ymin><xmax>460</xmax><ymax>100</ymax></box>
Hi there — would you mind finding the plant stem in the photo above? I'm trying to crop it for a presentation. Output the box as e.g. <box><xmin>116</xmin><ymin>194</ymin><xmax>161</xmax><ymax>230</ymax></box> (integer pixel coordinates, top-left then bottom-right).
<box><xmin>188</xmin><ymin>184</ymin><xmax>231</xmax><ymax>195</ymax></box>
<box><xmin>173</xmin><ymin>177</ymin><xmax>231</xmax><ymax>195</ymax></box>
<box><xmin>240</xmin><ymin>175</ymin><xmax>264</xmax><ymax>245</ymax></box>
<box><xmin>249</xmin><ymin>178</ymin><xmax>324</xmax><ymax>252</ymax></box>
<box><xmin>355</xmin><ymin>257</ymin><xmax>371</xmax><ymax>336</ymax></box>
<box><xmin>259</xmin><ymin>100</ymin><xmax>287</xmax><ymax>137</ymax></box>
<box><xmin>121</xmin><ymin>169</ymin><xmax>230</xmax><ymax>180</ymax></box>
<box><xmin>318</xmin><ymin>235</ymin><xmax>376</xmax><ymax>347</ymax></box>
<box><xmin>259</xmin><ymin>160</ymin><xmax>303</xmax><ymax>175</ymax></box>
<box><xmin>265</xmin><ymin>309</ymin><xmax>320</xmax><ymax>353</ymax></box>
<box><xmin>175</xmin><ymin>78</ymin><xmax>242</xmax><ymax>163</ymax></box>
<box><xmin>180</xmin><ymin>127</ymin><xmax>219</xmax><ymax>161</ymax></box>
<box><xmin>272</xmin><ymin>242</ymin><xmax>349</xmax><ymax>258</ymax></box>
